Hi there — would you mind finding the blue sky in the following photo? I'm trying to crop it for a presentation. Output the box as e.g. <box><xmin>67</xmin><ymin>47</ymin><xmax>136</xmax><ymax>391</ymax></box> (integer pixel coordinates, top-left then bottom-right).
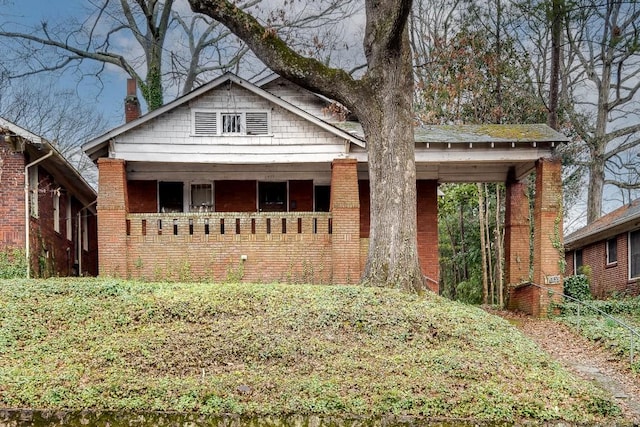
<box><xmin>2</xmin><ymin>1</ymin><xmax>135</xmax><ymax>128</ymax></box>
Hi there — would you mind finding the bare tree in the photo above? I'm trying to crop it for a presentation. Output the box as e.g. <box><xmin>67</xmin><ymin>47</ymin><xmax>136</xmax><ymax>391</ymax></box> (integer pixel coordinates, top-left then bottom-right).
<box><xmin>0</xmin><ymin>0</ymin><xmax>358</xmax><ymax>112</ymax></box>
<box><xmin>564</xmin><ymin>0</ymin><xmax>640</xmax><ymax>222</ymax></box>
<box><xmin>188</xmin><ymin>0</ymin><xmax>424</xmax><ymax>291</ymax></box>
<box><xmin>0</xmin><ymin>76</ymin><xmax>107</xmax><ymax>185</ymax></box>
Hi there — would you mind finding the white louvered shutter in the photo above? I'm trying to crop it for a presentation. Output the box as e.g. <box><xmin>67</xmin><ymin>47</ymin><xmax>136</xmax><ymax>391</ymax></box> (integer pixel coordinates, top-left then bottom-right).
<box><xmin>194</xmin><ymin>111</ymin><xmax>217</xmax><ymax>135</ymax></box>
<box><xmin>245</xmin><ymin>112</ymin><xmax>269</xmax><ymax>135</ymax></box>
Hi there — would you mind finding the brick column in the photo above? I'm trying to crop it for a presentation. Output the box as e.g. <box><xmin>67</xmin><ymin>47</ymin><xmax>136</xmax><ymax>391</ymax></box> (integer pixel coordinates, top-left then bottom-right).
<box><xmin>97</xmin><ymin>158</ymin><xmax>129</xmax><ymax>277</ymax></box>
<box><xmin>417</xmin><ymin>180</ymin><xmax>439</xmax><ymax>292</ymax></box>
<box><xmin>330</xmin><ymin>158</ymin><xmax>360</xmax><ymax>284</ymax></box>
<box><xmin>504</xmin><ymin>173</ymin><xmax>531</xmax><ymax>285</ymax></box>
<box><xmin>532</xmin><ymin>158</ymin><xmax>563</xmax><ymax>317</ymax></box>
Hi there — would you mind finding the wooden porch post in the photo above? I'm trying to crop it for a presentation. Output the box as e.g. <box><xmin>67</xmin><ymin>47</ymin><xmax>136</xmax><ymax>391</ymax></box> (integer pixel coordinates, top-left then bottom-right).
<box><xmin>330</xmin><ymin>158</ymin><xmax>360</xmax><ymax>284</ymax></box>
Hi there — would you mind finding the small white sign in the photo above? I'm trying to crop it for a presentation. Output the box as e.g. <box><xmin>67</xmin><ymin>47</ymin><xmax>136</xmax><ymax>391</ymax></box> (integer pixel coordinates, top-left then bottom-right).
<box><xmin>546</xmin><ymin>275</ymin><xmax>561</xmax><ymax>285</ymax></box>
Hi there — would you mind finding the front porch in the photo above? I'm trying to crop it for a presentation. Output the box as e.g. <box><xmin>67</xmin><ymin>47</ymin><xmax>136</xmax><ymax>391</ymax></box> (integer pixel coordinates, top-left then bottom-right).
<box><xmin>97</xmin><ymin>155</ymin><xmax>563</xmax><ymax>316</ymax></box>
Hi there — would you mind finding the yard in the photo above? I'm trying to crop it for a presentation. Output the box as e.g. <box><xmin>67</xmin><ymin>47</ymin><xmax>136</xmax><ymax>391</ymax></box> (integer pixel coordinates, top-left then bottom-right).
<box><xmin>0</xmin><ymin>278</ymin><xmax>629</xmax><ymax>424</ymax></box>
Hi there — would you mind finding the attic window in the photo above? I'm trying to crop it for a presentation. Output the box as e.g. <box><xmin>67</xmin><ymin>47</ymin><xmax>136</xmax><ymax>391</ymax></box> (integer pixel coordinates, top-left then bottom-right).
<box><xmin>192</xmin><ymin>110</ymin><xmax>270</xmax><ymax>136</ymax></box>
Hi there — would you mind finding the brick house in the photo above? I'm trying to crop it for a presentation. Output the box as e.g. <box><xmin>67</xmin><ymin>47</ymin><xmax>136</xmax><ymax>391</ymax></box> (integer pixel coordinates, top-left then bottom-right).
<box><xmin>0</xmin><ymin>118</ymin><xmax>98</xmax><ymax>277</ymax></box>
<box><xmin>84</xmin><ymin>73</ymin><xmax>566</xmax><ymax>315</ymax></box>
<box><xmin>564</xmin><ymin>198</ymin><xmax>640</xmax><ymax>298</ymax></box>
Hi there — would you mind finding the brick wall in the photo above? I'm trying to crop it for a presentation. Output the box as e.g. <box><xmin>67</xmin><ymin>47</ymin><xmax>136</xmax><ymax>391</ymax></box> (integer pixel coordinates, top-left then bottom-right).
<box><xmin>1</xmin><ymin>142</ymin><xmax>96</xmax><ymax>277</ymax></box>
<box><xmin>505</xmin><ymin>179</ymin><xmax>531</xmax><ymax>285</ymax></box>
<box><xmin>507</xmin><ymin>283</ymin><xmax>537</xmax><ymax>315</ymax></box>
<box><xmin>532</xmin><ymin>158</ymin><xmax>563</xmax><ymax>317</ymax></box>
<box><xmin>566</xmin><ymin>234</ymin><xmax>639</xmax><ymax>298</ymax></box>
<box><xmin>417</xmin><ymin>180</ymin><xmax>439</xmax><ymax>292</ymax></box>
<box><xmin>128</xmin><ymin>180</ymin><xmax>157</xmax><ymax>213</ymax></box>
<box><xmin>97</xmin><ymin>158</ymin><xmax>129</xmax><ymax>276</ymax></box>
<box><xmin>126</xmin><ymin>213</ymin><xmax>333</xmax><ymax>283</ymax></box>
<box><xmin>330</xmin><ymin>159</ymin><xmax>361</xmax><ymax>284</ymax></box>
<box><xmin>289</xmin><ymin>180</ymin><xmax>313</xmax><ymax>212</ymax></box>
<box><xmin>0</xmin><ymin>141</ymin><xmax>26</xmax><ymax>249</ymax></box>
<box><xmin>215</xmin><ymin>181</ymin><xmax>257</xmax><ymax>212</ymax></box>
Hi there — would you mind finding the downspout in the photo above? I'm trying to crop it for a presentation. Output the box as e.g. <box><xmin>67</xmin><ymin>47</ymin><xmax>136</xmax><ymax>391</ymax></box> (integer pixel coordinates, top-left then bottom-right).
<box><xmin>77</xmin><ymin>200</ymin><xmax>97</xmax><ymax>276</ymax></box>
<box><xmin>24</xmin><ymin>150</ymin><xmax>54</xmax><ymax>279</ymax></box>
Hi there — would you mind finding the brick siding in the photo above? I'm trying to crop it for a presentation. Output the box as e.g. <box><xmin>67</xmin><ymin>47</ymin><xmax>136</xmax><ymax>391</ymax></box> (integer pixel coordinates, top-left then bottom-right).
<box><xmin>1</xmin><ymin>141</ymin><xmax>97</xmax><ymax>276</ymax></box>
<box><xmin>565</xmin><ymin>233</ymin><xmax>639</xmax><ymax>298</ymax></box>
<box><xmin>505</xmin><ymin>179</ymin><xmax>531</xmax><ymax>285</ymax></box>
<box><xmin>289</xmin><ymin>180</ymin><xmax>313</xmax><ymax>212</ymax></box>
<box><xmin>531</xmin><ymin>159</ymin><xmax>563</xmax><ymax>316</ymax></box>
<box><xmin>128</xmin><ymin>180</ymin><xmax>157</xmax><ymax>213</ymax></box>
<box><xmin>0</xmin><ymin>142</ymin><xmax>26</xmax><ymax>249</ymax></box>
<box><xmin>417</xmin><ymin>180</ymin><xmax>439</xmax><ymax>292</ymax></box>
<box><xmin>216</xmin><ymin>181</ymin><xmax>257</xmax><ymax>212</ymax></box>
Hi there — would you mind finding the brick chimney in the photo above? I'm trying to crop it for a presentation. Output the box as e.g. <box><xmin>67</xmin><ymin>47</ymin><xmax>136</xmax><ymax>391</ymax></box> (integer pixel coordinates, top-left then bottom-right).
<box><xmin>124</xmin><ymin>78</ymin><xmax>141</xmax><ymax>123</ymax></box>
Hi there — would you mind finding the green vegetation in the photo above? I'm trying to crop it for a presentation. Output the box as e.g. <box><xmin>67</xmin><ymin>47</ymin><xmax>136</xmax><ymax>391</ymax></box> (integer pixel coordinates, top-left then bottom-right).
<box><xmin>559</xmin><ymin>296</ymin><xmax>640</xmax><ymax>373</ymax></box>
<box><xmin>562</xmin><ymin>274</ymin><xmax>592</xmax><ymax>301</ymax></box>
<box><xmin>0</xmin><ymin>249</ymin><xmax>27</xmax><ymax>279</ymax></box>
<box><xmin>0</xmin><ymin>278</ymin><xmax>624</xmax><ymax>423</ymax></box>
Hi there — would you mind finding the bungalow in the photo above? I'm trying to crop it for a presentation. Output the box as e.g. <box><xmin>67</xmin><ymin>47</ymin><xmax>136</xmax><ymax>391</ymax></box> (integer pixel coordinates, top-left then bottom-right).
<box><xmin>84</xmin><ymin>73</ymin><xmax>567</xmax><ymax>315</ymax></box>
<box><xmin>564</xmin><ymin>199</ymin><xmax>640</xmax><ymax>298</ymax></box>
<box><xmin>0</xmin><ymin>118</ymin><xmax>98</xmax><ymax>277</ymax></box>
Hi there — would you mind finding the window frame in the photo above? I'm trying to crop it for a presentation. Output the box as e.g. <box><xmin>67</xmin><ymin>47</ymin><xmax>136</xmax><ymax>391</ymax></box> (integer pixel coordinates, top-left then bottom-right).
<box><xmin>66</xmin><ymin>197</ymin><xmax>73</xmax><ymax>240</ymax></box>
<box><xmin>53</xmin><ymin>191</ymin><xmax>60</xmax><ymax>233</ymax></box>
<box><xmin>29</xmin><ymin>166</ymin><xmax>39</xmax><ymax>218</ymax></box>
<box><xmin>191</xmin><ymin>110</ymin><xmax>271</xmax><ymax>136</ymax></box>
<box><xmin>189</xmin><ymin>181</ymin><xmax>214</xmax><ymax>212</ymax></box>
<box><xmin>629</xmin><ymin>229</ymin><xmax>640</xmax><ymax>280</ymax></box>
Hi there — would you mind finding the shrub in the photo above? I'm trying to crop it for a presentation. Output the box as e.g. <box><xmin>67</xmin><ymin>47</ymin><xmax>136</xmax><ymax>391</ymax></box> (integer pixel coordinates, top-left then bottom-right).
<box><xmin>563</xmin><ymin>274</ymin><xmax>591</xmax><ymax>301</ymax></box>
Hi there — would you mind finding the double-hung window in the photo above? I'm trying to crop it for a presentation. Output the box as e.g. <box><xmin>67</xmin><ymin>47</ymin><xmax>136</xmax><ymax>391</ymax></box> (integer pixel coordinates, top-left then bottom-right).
<box><xmin>192</xmin><ymin>110</ymin><xmax>270</xmax><ymax>136</ymax></box>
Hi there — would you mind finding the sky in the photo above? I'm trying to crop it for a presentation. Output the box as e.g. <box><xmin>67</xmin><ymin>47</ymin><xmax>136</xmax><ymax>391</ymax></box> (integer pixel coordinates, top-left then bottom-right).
<box><xmin>0</xmin><ymin>0</ymin><xmax>365</xmax><ymax>130</ymax></box>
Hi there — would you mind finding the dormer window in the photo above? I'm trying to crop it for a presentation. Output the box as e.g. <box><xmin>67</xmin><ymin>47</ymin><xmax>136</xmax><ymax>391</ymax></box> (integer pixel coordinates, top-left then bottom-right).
<box><xmin>192</xmin><ymin>110</ymin><xmax>270</xmax><ymax>136</ymax></box>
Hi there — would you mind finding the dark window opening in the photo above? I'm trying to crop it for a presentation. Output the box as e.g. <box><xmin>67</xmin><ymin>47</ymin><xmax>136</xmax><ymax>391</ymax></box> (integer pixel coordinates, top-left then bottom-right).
<box><xmin>630</xmin><ymin>230</ymin><xmax>640</xmax><ymax>279</ymax></box>
<box><xmin>220</xmin><ymin>219</ymin><xmax>225</xmax><ymax>235</ymax></box>
<box><xmin>574</xmin><ymin>249</ymin><xmax>583</xmax><ymax>274</ymax></box>
<box><xmin>159</xmin><ymin>182</ymin><xmax>183</xmax><ymax>213</ymax></box>
<box><xmin>173</xmin><ymin>219</ymin><xmax>178</xmax><ymax>235</ymax></box>
<box><xmin>315</xmin><ymin>185</ymin><xmax>330</xmax><ymax>212</ymax></box>
<box><xmin>189</xmin><ymin>219</ymin><xmax>194</xmax><ymax>235</ymax></box>
<box><xmin>259</xmin><ymin>182</ymin><xmax>287</xmax><ymax>212</ymax></box>
<box><xmin>606</xmin><ymin>238</ymin><xmax>617</xmax><ymax>264</ymax></box>
<box><xmin>282</xmin><ymin>218</ymin><xmax>287</xmax><ymax>234</ymax></box>
<box><xmin>204</xmin><ymin>219</ymin><xmax>210</xmax><ymax>235</ymax></box>
<box><xmin>235</xmin><ymin>218</ymin><xmax>241</xmax><ymax>234</ymax></box>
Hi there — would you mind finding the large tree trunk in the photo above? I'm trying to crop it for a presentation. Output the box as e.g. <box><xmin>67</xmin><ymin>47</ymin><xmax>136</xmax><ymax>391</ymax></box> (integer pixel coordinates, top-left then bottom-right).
<box><xmin>189</xmin><ymin>0</ymin><xmax>426</xmax><ymax>292</ymax></box>
<box><xmin>356</xmin><ymin>4</ymin><xmax>424</xmax><ymax>292</ymax></box>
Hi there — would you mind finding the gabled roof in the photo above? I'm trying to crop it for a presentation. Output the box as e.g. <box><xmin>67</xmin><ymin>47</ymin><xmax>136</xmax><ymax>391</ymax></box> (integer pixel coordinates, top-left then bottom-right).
<box><xmin>564</xmin><ymin>198</ymin><xmax>640</xmax><ymax>250</ymax></box>
<box><xmin>83</xmin><ymin>72</ymin><xmax>365</xmax><ymax>160</ymax></box>
<box><xmin>0</xmin><ymin>117</ymin><xmax>97</xmax><ymax>209</ymax></box>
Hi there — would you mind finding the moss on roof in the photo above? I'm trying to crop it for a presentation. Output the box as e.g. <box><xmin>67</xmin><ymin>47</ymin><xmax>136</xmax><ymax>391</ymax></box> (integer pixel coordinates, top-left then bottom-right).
<box><xmin>334</xmin><ymin>123</ymin><xmax>568</xmax><ymax>144</ymax></box>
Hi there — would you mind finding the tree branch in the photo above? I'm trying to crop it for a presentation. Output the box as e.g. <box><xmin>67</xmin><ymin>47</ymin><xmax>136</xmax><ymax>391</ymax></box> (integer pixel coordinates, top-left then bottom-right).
<box><xmin>188</xmin><ymin>0</ymin><xmax>362</xmax><ymax>110</ymax></box>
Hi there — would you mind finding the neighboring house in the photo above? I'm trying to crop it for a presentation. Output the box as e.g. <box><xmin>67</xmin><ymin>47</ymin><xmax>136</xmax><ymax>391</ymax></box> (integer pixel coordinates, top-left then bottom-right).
<box><xmin>564</xmin><ymin>199</ymin><xmax>640</xmax><ymax>298</ymax></box>
<box><xmin>84</xmin><ymin>72</ymin><xmax>566</xmax><ymax>315</ymax></box>
<box><xmin>0</xmin><ymin>118</ymin><xmax>98</xmax><ymax>277</ymax></box>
